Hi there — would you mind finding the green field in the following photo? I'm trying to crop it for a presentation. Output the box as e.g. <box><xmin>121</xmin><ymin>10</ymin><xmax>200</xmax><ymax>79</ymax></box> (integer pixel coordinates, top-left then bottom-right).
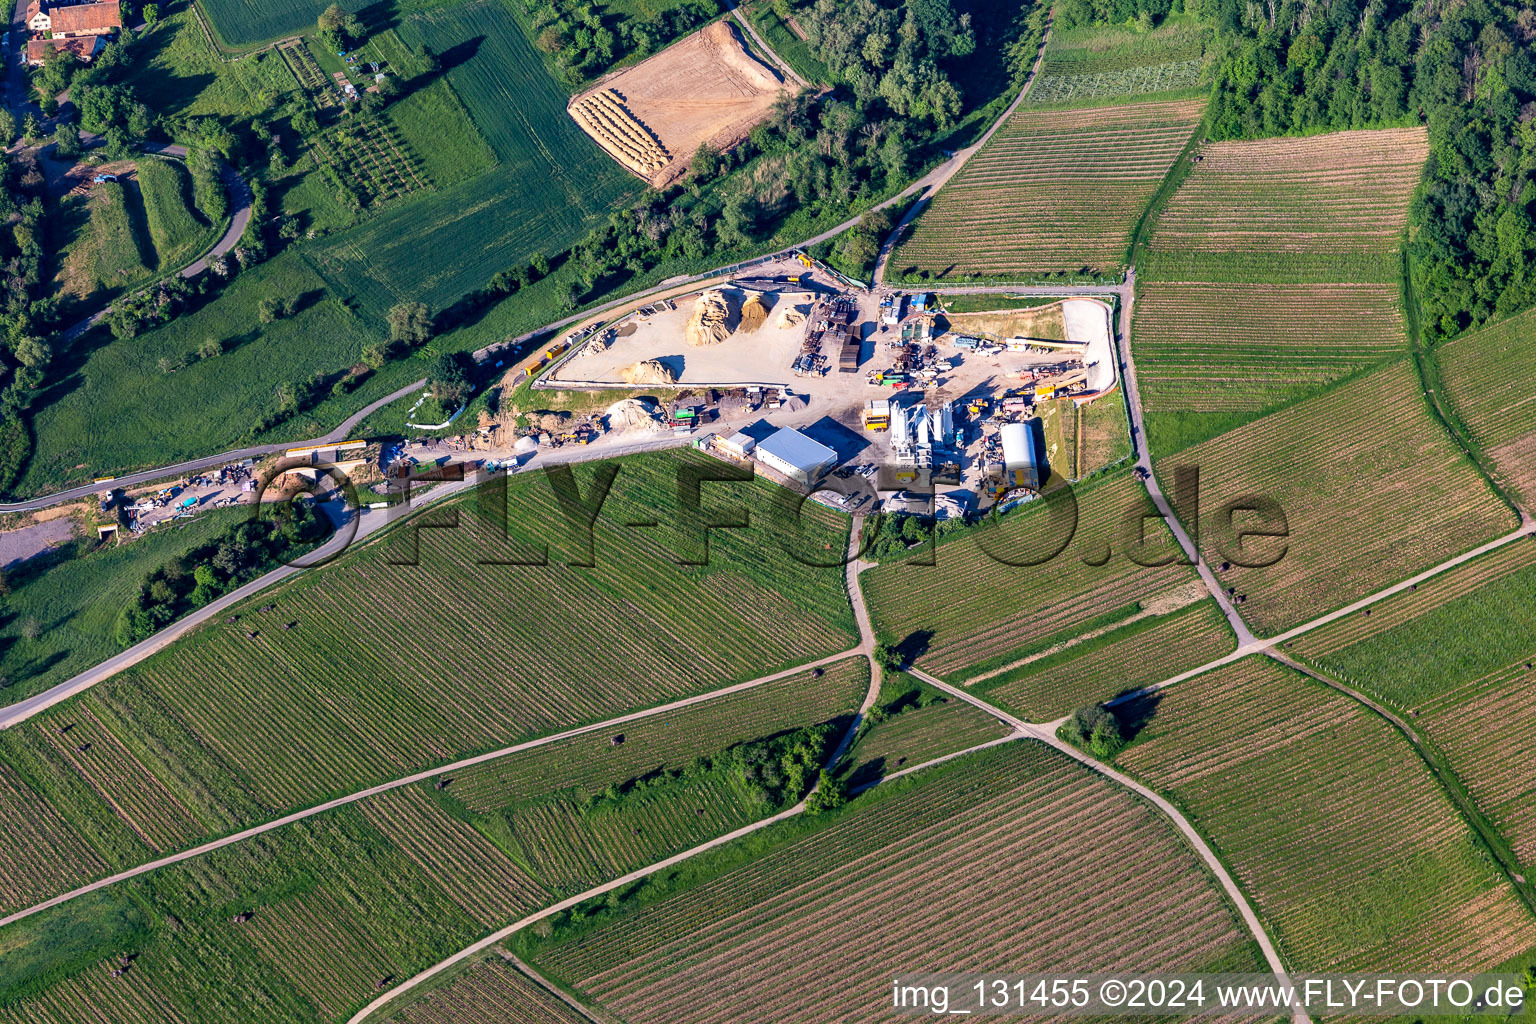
<box><xmin>974</xmin><ymin>596</ymin><xmax>1232</xmax><ymax>721</ymax></box>
<box><xmin>385</xmin><ymin>77</ymin><xmax>498</xmax><ymax>190</ymax></box>
<box><xmin>747</xmin><ymin>3</ymin><xmax>828</xmax><ymax>83</ymax></box>
<box><xmin>136</xmin><ymin>158</ymin><xmax>220</xmax><ymax>268</ymax></box>
<box><xmin>1436</xmin><ymin>307</ymin><xmax>1536</xmax><ymax>505</ymax></box>
<box><xmin>0</xmin><ymin>510</ymin><xmax>258</xmax><ymax>709</ymax></box>
<box><xmin>1159</xmin><ymin>358</ymin><xmax>1515</xmax><ymax>636</ymax></box>
<box><xmin>52</xmin><ymin>158</ymin><xmax>219</xmax><ymax>316</ymax></box>
<box><xmin>862</xmin><ymin>471</ymin><xmax>1201</xmax><ymax>680</ymax></box>
<box><xmin>1026</xmin><ymin>17</ymin><xmax>1210</xmax><ymax>106</ymax></box>
<box><xmin>1134</xmin><ymin>128</ymin><xmax>1427</xmax><ymax>445</ymax></box>
<box><xmin>120</xmin><ymin>5</ymin><xmax>303</xmax><ymax>120</ymax></box>
<box><xmin>0</xmin><ymin>451</ymin><xmax>857</xmax><ymax>915</ymax></box>
<box><xmin>529</xmin><ymin>742</ymin><xmax>1261</xmax><ymax>1021</ymax></box>
<box><xmin>891</xmin><ymin>97</ymin><xmax>1205</xmax><ymax>281</ymax></box>
<box><xmin>303</xmin><ymin>0</ymin><xmax>636</xmax><ymax>318</ymax></box>
<box><xmin>24</xmin><ymin>252</ymin><xmax>377</xmax><ymax>492</ymax></box>
<box><xmin>1117</xmin><ymin>657</ymin><xmax>1536</xmax><ymax>971</ymax></box>
<box><xmin>55</xmin><ymin>181</ymin><xmax>154</xmax><ymax>306</ymax></box>
<box><xmin>1074</xmin><ymin>392</ymin><xmax>1132</xmax><ymax>477</ymax></box>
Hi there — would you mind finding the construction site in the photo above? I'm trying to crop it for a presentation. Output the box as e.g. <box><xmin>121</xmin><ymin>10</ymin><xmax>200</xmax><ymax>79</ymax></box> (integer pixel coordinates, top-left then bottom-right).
<box><xmin>535</xmin><ymin>255</ymin><xmax>1123</xmax><ymax>518</ymax></box>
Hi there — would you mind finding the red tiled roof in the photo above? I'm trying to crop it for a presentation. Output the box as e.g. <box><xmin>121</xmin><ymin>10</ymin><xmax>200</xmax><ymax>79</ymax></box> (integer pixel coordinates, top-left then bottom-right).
<box><xmin>47</xmin><ymin>0</ymin><xmax>120</xmax><ymax>34</ymax></box>
<box><xmin>25</xmin><ymin>0</ymin><xmax>42</xmax><ymax>22</ymax></box>
<box><xmin>26</xmin><ymin>33</ymin><xmax>100</xmax><ymax>63</ymax></box>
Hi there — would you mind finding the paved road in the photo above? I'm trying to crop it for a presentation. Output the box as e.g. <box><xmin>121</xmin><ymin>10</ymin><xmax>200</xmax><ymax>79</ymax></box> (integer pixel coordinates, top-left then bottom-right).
<box><xmin>871</xmin><ymin>23</ymin><xmax>1051</xmax><ymax>285</ymax></box>
<box><xmin>54</xmin><ymin>138</ymin><xmax>254</xmax><ymax>343</ymax></box>
<box><xmin>2</xmin><ymin>0</ymin><xmax>36</xmax><ymax>133</ymax></box>
<box><xmin>0</xmin><ymin>20</ymin><xmax>1069</xmax><ymax>514</ymax></box>
<box><xmin>0</xmin><ymin>432</ymin><xmax>696</xmax><ymax>731</ymax></box>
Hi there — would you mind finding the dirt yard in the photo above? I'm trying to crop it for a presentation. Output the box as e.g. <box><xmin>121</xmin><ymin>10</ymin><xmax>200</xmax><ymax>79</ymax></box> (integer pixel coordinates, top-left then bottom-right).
<box><xmin>943</xmin><ymin>303</ymin><xmax>1067</xmax><ymax>341</ymax></box>
<box><xmin>569</xmin><ymin>21</ymin><xmax>788</xmax><ymax>187</ymax></box>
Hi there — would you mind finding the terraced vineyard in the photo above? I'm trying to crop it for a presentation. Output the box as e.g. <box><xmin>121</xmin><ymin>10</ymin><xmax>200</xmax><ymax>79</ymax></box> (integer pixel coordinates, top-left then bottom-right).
<box><xmin>492</xmin><ymin>777</ymin><xmax>766</xmax><ymax>898</ymax></box>
<box><xmin>1436</xmin><ymin>307</ymin><xmax>1536</xmax><ymax>504</ymax></box>
<box><xmin>0</xmin><ymin>452</ymin><xmax>856</xmax><ymax>916</ymax></box>
<box><xmin>534</xmin><ymin>743</ymin><xmax>1261</xmax><ymax>1022</ymax></box>
<box><xmin>1026</xmin><ymin>19</ymin><xmax>1210</xmax><ymax>106</ymax></box>
<box><xmin>1116</xmin><ymin>658</ymin><xmax>1535</xmax><ymax>971</ymax></box>
<box><xmin>1163</xmin><ymin>359</ymin><xmax>1515</xmax><ymax>635</ymax></box>
<box><xmin>388</xmin><ymin>956</ymin><xmax>589</xmax><ymax>1024</ymax></box>
<box><xmin>838</xmin><ymin>693</ymin><xmax>1011</xmax><ymax>787</ymax></box>
<box><xmin>0</xmin><ymin>759</ymin><xmax>107</xmax><ymax>911</ymax></box>
<box><xmin>1287</xmin><ymin>541</ymin><xmax>1536</xmax><ymax>866</ymax></box>
<box><xmin>1135</xmin><ymin>128</ymin><xmax>1427</xmax><ymax>432</ymax></box>
<box><xmin>450</xmin><ymin>658</ymin><xmax>869</xmax><ymax>813</ymax></box>
<box><xmin>360</xmin><ymin>787</ymin><xmax>548</xmax><ymax>927</ymax></box>
<box><xmin>0</xmin><ymin>962</ymin><xmax>189</xmax><ymax>1024</ymax></box>
<box><xmin>1133</xmin><ymin>281</ymin><xmax>1408</xmax><ymax>418</ymax></box>
<box><xmin>890</xmin><ymin>98</ymin><xmax>1204</xmax><ymax>281</ymax></box>
<box><xmin>0</xmin><ymin>809</ymin><xmax>489</xmax><ymax>1024</ymax></box>
<box><xmin>975</xmin><ymin>596</ymin><xmax>1233</xmax><ymax>721</ymax></box>
<box><xmin>863</xmin><ymin>471</ymin><xmax>1201</xmax><ymax>679</ymax></box>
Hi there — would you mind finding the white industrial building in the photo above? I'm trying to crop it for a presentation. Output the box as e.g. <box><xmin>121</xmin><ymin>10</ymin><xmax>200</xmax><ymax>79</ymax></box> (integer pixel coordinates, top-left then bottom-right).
<box><xmin>1001</xmin><ymin>420</ymin><xmax>1041</xmax><ymax>490</ymax></box>
<box><xmin>755</xmin><ymin>427</ymin><xmax>837</xmax><ymax>485</ymax></box>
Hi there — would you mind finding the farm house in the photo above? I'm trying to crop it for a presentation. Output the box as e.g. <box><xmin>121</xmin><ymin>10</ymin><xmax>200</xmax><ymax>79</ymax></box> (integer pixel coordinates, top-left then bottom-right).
<box><xmin>755</xmin><ymin>427</ymin><xmax>836</xmax><ymax>485</ymax></box>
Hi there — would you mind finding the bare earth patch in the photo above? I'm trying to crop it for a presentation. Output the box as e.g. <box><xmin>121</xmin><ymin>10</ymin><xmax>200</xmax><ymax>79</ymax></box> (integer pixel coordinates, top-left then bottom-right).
<box><xmin>569</xmin><ymin>21</ymin><xmax>787</xmax><ymax>188</ymax></box>
<box><xmin>945</xmin><ymin>303</ymin><xmax>1066</xmax><ymax>341</ymax></box>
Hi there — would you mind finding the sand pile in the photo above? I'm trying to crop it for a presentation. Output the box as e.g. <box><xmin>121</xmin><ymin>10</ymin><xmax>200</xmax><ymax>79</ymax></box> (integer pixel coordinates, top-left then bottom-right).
<box><xmin>738</xmin><ymin>293</ymin><xmax>771</xmax><ymax>333</ymax></box>
<box><xmin>686</xmin><ymin>289</ymin><xmax>736</xmax><ymax>346</ymax></box>
<box><xmin>621</xmin><ymin>359</ymin><xmax>677</xmax><ymax>385</ymax></box>
<box><xmin>605</xmin><ymin>397</ymin><xmax>664</xmax><ymax>434</ymax></box>
<box><xmin>776</xmin><ymin>303</ymin><xmax>808</xmax><ymax>328</ymax></box>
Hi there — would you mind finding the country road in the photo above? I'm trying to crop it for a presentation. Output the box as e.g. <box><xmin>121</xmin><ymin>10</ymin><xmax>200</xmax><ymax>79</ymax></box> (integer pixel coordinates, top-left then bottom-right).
<box><xmin>0</xmin><ymin>432</ymin><xmax>696</xmax><ymax>731</ymax></box>
<box><xmin>904</xmin><ymin>662</ymin><xmax>1311</xmax><ymax>1024</ymax></box>
<box><xmin>1105</xmin><ymin>267</ymin><xmax>1255</xmax><ymax>644</ymax></box>
<box><xmin>724</xmin><ymin>0</ymin><xmax>806</xmax><ymax>90</ymax></box>
<box><xmin>57</xmin><ymin>141</ymin><xmax>254</xmax><ymax>342</ymax></box>
<box><xmin>0</xmin><ymin>22</ymin><xmax>1047</xmax><ymax>515</ymax></box>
